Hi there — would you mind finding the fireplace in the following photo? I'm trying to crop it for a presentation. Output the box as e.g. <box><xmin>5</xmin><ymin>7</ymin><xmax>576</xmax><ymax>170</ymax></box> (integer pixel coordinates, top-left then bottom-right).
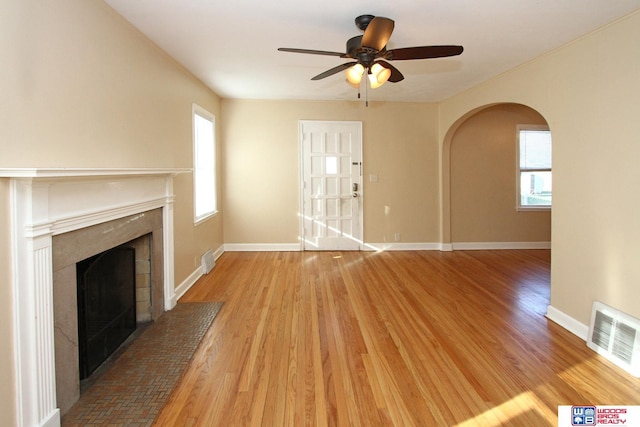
<box><xmin>52</xmin><ymin>207</ymin><xmax>165</xmax><ymax>414</ymax></box>
<box><xmin>77</xmin><ymin>245</ymin><xmax>137</xmax><ymax>379</ymax></box>
<box><xmin>5</xmin><ymin>168</ymin><xmax>188</xmax><ymax>427</ymax></box>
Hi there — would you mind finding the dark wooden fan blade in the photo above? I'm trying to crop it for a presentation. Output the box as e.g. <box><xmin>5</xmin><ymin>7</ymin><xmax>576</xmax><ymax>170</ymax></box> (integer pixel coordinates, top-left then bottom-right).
<box><xmin>361</xmin><ymin>17</ymin><xmax>395</xmax><ymax>51</ymax></box>
<box><xmin>387</xmin><ymin>45</ymin><xmax>463</xmax><ymax>61</ymax></box>
<box><xmin>311</xmin><ymin>62</ymin><xmax>358</xmax><ymax>80</ymax></box>
<box><xmin>376</xmin><ymin>60</ymin><xmax>404</xmax><ymax>83</ymax></box>
<box><xmin>278</xmin><ymin>47</ymin><xmax>346</xmax><ymax>57</ymax></box>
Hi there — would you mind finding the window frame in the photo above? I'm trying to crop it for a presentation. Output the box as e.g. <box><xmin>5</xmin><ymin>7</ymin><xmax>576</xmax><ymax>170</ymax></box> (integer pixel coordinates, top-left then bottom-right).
<box><xmin>516</xmin><ymin>124</ymin><xmax>552</xmax><ymax>211</ymax></box>
<box><xmin>192</xmin><ymin>103</ymin><xmax>218</xmax><ymax>224</ymax></box>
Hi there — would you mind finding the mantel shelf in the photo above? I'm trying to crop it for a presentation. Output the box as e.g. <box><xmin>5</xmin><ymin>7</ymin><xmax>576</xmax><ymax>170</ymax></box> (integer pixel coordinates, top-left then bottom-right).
<box><xmin>0</xmin><ymin>167</ymin><xmax>192</xmax><ymax>178</ymax></box>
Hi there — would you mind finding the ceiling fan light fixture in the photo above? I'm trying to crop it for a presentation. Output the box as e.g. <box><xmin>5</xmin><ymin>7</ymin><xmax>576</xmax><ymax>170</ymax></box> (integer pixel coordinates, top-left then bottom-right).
<box><xmin>368</xmin><ymin>63</ymin><xmax>391</xmax><ymax>88</ymax></box>
<box><xmin>346</xmin><ymin>79</ymin><xmax>360</xmax><ymax>89</ymax></box>
<box><xmin>368</xmin><ymin>73</ymin><xmax>383</xmax><ymax>89</ymax></box>
<box><xmin>346</xmin><ymin>63</ymin><xmax>365</xmax><ymax>85</ymax></box>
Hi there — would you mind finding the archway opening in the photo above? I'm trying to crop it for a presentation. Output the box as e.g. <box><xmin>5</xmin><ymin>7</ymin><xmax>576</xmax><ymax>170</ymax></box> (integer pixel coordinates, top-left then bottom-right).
<box><xmin>442</xmin><ymin>103</ymin><xmax>551</xmax><ymax>249</ymax></box>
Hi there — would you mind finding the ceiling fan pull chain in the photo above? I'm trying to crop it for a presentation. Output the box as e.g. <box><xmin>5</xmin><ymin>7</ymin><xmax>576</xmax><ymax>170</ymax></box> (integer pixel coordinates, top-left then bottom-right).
<box><xmin>365</xmin><ymin>79</ymin><xmax>369</xmax><ymax>107</ymax></box>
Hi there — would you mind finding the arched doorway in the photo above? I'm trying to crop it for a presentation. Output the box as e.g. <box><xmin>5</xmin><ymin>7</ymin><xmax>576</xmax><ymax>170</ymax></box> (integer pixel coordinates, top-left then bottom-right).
<box><xmin>442</xmin><ymin>103</ymin><xmax>551</xmax><ymax>249</ymax></box>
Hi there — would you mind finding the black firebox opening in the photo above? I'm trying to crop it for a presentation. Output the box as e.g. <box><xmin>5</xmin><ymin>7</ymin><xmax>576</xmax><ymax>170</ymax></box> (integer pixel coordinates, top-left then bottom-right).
<box><xmin>77</xmin><ymin>245</ymin><xmax>137</xmax><ymax>379</ymax></box>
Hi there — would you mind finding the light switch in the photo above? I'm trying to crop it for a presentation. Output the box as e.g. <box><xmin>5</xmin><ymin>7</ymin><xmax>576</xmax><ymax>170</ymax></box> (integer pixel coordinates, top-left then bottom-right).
<box><xmin>369</xmin><ymin>174</ymin><xmax>378</xmax><ymax>183</ymax></box>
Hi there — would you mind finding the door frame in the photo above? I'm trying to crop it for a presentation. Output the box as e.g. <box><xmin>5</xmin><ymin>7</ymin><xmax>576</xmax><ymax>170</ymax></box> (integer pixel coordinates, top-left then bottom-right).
<box><xmin>298</xmin><ymin>120</ymin><xmax>364</xmax><ymax>251</ymax></box>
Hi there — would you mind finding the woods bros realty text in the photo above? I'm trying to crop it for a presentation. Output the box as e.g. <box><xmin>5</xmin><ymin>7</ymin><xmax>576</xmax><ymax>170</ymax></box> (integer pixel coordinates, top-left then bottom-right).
<box><xmin>558</xmin><ymin>406</ymin><xmax>640</xmax><ymax>426</ymax></box>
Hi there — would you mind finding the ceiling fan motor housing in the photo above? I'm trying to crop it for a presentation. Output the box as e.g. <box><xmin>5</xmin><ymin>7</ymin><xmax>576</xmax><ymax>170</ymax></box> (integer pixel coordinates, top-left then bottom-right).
<box><xmin>346</xmin><ymin>35</ymin><xmax>363</xmax><ymax>55</ymax></box>
<box><xmin>355</xmin><ymin>15</ymin><xmax>375</xmax><ymax>31</ymax></box>
<box><xmin>346</xmin><ymin>35</ymin><xmax>377</xmax><ymax>67</ymax></box>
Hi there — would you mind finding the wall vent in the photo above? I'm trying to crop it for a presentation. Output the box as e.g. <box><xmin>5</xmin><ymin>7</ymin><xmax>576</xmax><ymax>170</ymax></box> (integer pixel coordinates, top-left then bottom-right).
<box><xmin>587</xmin><ymin>301</ymin><xmax>640</xmax><ymax>377</ymax></box>
<box><xmin>201</xmin><ymin>249</ymin><xmax>215</xmax><ymax>275</ymax></box>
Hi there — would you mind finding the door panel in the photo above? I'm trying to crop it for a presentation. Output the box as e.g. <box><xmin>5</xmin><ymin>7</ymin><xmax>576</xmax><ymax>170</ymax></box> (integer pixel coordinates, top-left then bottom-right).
<box><xmin>300</xmin><ymin>121</ymin><xmax>362</xmax><ymax>250</ymax></box>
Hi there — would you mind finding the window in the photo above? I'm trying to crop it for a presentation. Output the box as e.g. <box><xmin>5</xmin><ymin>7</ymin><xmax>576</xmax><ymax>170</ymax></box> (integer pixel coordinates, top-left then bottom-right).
<box><xmin>193</xmin><ymin>104</ymin><xmax>217</xmax><ymax>223</ymax></box>
<box><xmin>517</xmin><ymin>125</ymin><xmax>552</xmax><ymax>210</ymax></box>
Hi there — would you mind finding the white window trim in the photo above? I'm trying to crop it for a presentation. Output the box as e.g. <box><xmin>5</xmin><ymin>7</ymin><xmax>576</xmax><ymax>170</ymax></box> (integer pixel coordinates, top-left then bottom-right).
<box><xmin>192</xmin><ymin>103</ymin><xmax>218</xmax><ymax>224</ymax></box>
<box><xmin>516</xmin><ymin>124</ymin><xmax>551</xmax><ymax>212</ymax></box>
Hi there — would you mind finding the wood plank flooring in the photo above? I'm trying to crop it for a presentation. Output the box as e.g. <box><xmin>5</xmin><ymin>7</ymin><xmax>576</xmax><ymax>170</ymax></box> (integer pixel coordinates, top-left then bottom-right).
<box><xmin>154</xmin><ymin>250</ymin><xmax>640</xmax><ymax>426</ymax></box>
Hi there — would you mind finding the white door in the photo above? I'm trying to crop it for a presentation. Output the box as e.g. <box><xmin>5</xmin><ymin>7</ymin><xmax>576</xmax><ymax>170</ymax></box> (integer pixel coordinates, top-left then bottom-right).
<box><xmin>300</xmin><ymin>121</ymin><xmax>363</xmax><ymax>251</ymax></box>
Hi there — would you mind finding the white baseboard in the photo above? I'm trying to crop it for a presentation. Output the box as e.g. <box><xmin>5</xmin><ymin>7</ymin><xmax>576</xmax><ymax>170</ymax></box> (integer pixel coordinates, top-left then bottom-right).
<box><xmin>172</xmin><ymin>268</ymin><xmax>201</xmax><ymax>306</ymax></box>
<box><xmin>224</xmin><ymin>243</ymin><xmax>301</xmax><ymax>252</ymax></box>
<box><xmin>452</xmin><ymin>241</ymin><xmax>551</xmax><ymax>250</ymax></box>
<box><xmin>212</xmin><ymin>245</ymin><xmax>225</xmax><ymax>260</ymax></box>
<box><xmin>220</xmin><ymin>241</ymin><xmax>550</xmax><ymax>252</ymax></box>
<box><xmin>224</xmin><ymin>242</ymin><xmax>445</xmax><ymax>252</ymax></box>
<box><xmin>440</xmin><ymin>243</ymin><xmax>453</xmax><ymax>252</ymax></box>
<box><xmin>363</xmin><ymin>242</ymin><xmax>442</xmax><ymax>251</ymax></box>
<box><xmin>172</xmin><ymin>245</ymin><xmax>225</xmax><ymax>305</ymax></box>
<box><xmin>545</xmin><ymin>305</ymin><xmax>589</xmax><ymax>341</ymax></box>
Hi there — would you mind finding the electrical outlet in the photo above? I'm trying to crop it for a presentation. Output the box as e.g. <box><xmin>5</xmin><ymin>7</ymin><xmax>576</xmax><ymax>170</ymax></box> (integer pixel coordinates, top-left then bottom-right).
<box><xmin>394</xmin><ymin>233</ymin><xmax>401</xmax><ymax>242</ymax></box>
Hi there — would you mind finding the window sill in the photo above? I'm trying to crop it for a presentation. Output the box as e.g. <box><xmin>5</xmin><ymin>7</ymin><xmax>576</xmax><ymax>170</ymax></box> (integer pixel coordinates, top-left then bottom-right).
<box><xmin>194</xmin><ymin>210</ymin><xmax>219</xmax><ymax>225</ymax></box>
<box><xmin>516</xmin><ymin>206</ymin><xmax>551</xmax><ymax>212</ymax></box>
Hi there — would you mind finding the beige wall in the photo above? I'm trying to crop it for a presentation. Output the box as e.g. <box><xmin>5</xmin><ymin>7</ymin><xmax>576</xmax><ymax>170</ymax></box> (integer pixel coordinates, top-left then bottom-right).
<box><xmin>450</xmin><ymin>103</ymin><xmax>551</xmax><ymax>243</ymax></box>
<box><xmin>1</xmin><ymin>0</ymin><xmax>223</xmax><ymax>279</ymax></box>
<box><xmin>0</xmin><ymin>180</ymin><xmax>16</xmax><ymax>425</ymax></box>
<box><xmin>221</xmin><ymin>100</ymin><xmax>441</xmax><ymax>245</ymax></box>
<box><xmin>440</xmin><ymin>11</ymin><xmax>640</xmax><ymax>324</ymax></box>
<box><xmin>1</xmin><ymin>1</ymin><xmax>222</xmax><ymax>424</ymax></box>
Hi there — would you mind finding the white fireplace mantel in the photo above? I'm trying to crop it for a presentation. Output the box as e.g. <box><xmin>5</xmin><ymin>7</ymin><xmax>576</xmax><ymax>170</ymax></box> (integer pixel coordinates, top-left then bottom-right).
<box><xmin>3</xmin><ymin>168</ymin><xmax>190</xmax><ymax>427</ymax></box>
<box><xmin>0</xmin><ymin>167</ymin><xmax>191</xmax><ymax>178</ymax></box>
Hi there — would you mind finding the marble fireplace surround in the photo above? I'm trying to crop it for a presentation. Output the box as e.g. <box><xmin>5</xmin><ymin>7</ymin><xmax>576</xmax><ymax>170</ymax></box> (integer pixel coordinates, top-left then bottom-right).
<box><xmin>53</xmin><ymin>209</ymin><xmax>164</xmax><ymax>415</ymax></box>
<box><xmin>4</xmin><ymin>168</ymin><xmax>189</xmax><ymax>427</ymax></box>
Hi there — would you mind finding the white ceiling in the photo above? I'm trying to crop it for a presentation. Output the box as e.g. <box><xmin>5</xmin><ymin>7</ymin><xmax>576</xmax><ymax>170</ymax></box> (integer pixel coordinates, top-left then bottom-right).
<box><xmin>104</xmin><ymin>0</ymin><xmax>640</xmax><ymax>103</ymax></box>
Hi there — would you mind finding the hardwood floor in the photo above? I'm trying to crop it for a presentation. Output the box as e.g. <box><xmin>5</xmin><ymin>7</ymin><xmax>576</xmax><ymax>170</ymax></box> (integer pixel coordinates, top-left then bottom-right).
<box><xmin>154</xmin><ymin>250</ymin><xmax>640</xmax><ymax>426</ymax></box>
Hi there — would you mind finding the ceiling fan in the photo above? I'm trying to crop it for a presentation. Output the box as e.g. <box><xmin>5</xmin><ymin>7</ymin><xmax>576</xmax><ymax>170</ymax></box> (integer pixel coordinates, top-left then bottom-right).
<box><xmin>278</xmin><ymin>14</ymin><xmax>463</xmax><ymax>90</ymax></box>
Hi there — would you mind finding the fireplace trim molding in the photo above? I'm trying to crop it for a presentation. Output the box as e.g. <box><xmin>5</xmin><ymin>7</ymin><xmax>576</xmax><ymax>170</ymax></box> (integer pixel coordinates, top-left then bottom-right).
<box><xmin>2</xmin><ymin>168</ymin><xmax>190</xmax><ymax>427</ymax></box>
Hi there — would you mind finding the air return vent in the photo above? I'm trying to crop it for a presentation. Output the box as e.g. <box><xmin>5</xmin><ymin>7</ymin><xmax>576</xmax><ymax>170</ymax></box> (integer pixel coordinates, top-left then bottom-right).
<box><xmin>587</xmin><ymin>301</ymin><xmax>640</xmax><ymax>377</ymax></box>
<box><xmin>201</xmin><ymin>249</ymin><xmax>215</xmax><ymax>275</ymax></box>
